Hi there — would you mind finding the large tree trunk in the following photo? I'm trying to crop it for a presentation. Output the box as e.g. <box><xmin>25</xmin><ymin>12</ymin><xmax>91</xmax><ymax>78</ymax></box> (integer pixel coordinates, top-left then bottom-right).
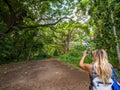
<box><xmin>64</xmin><ymin>31</ymin><xmax>72</xmax><ymax>53</ymax></box>
<box><xmin>111</xmin><ymin>11</ymin><xmax>120</xmax><ymax>64</ymax></box>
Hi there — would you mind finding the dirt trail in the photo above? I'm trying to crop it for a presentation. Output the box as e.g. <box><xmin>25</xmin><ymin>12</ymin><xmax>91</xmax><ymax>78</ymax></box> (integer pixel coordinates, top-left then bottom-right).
<box><xmin>0</xmin><ymin>58</ymin><xmax>90</xmax><ymax>90</ymax></box>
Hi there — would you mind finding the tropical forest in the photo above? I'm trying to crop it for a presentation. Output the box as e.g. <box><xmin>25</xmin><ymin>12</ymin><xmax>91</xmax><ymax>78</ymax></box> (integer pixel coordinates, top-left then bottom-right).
<box><xmin>0</xmin><ymin>0</ymin><xmax>120</xmax><ymax>89</ymax></box>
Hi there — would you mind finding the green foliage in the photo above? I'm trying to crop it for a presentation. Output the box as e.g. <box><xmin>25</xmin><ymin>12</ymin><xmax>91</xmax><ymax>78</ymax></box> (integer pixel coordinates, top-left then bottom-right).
<box><xmin>88</xmin><ymin>0</ymin><xmax>120</xmax><ymax>67</ymax></box>
<box><xmin>58</xmin><ymin>45</ymin><xmax>93</xmax><ymax>68</ymax></box>
<box><xmin>0</xmin><ymin>28</ymin><xmax>45</xmax><ymax>64</ymax></box>
<box><xmin>33</xmin><ymin>52</ymin><xmax>51</xmax><ymax>60</ymax></box>
<box><xmin>0</xmin><ymin>0</ymin><xmax>120</xmax><ymax>71</ymax></box>
<box><xmin>0</xmin><ymin>0</ymin><xmax>77</xmax><ymax>64</ymax></box>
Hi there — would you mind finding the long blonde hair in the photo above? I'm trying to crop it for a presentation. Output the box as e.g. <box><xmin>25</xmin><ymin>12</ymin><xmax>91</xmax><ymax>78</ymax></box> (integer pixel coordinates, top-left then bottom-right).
<box><xmin>92</xmin><ymin>49</ymin><xmax>112</xmax><ymax>84</ymax></box>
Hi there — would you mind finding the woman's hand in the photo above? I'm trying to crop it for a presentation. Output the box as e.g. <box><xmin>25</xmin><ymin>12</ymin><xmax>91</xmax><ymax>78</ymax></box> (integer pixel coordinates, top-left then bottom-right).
<box><xmin>79</xmin><ymin>50</ymin><xmax>91</xmax><ymax>74</ymax></box>
<box><xmin>83</xmin><ymin>50</ymin><xmax>87</xmax><ymax>57</ymax></box>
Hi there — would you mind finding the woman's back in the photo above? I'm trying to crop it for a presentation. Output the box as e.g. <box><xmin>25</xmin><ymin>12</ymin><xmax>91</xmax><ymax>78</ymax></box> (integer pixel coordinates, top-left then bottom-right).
<box><xmin>90</xmin><ymin>64</ymin><xmax>113</xmax><ymax>90</ymax></box>
<box><xmin>80</xmin><ymin>49</ymin><xmax>113</xmax><ymax>90</ymax></box>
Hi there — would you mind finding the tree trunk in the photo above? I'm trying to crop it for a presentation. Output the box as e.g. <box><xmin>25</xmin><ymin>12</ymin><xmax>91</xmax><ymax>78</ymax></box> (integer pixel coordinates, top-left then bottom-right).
<box><xmin>27</xmin><ymin>45</ymin><xmax>32</xmax><ymax>61</ymax></box>
<box><xmin>64</xmin><ymin>33</ymin><xmax>72</xmax><ymax>53</ymax></box>
<box><xmin>111</xmin><ymin>11</ymin><xmax>120</xmax><ymax>64</ymax></box>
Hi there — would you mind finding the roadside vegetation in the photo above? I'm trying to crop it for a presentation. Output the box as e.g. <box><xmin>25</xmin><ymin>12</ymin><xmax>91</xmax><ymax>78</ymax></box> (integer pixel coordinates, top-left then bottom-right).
<box><xmin>0</xmin><ymin>0</ymin><xmax>120</xmax><ymax>74</ymax></box>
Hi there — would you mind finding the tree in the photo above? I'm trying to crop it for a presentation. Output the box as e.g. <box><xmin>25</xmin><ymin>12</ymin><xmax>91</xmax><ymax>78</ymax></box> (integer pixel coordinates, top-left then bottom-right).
<box><xmin>88</xmin><ymin>0</ymin><xmax>120</xmax><ymax>65</ymax></box>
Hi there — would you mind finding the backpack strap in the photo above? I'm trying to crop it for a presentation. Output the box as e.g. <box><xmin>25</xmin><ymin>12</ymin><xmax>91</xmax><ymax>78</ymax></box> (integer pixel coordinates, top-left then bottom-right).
<box><xmin>112</xmin><ymin>68</ymin><xmax>120</xmax><ymax>83</ymax></box>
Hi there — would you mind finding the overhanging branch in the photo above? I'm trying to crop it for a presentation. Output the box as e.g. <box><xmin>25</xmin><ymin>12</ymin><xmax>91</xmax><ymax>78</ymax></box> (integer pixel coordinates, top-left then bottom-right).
<box><xmin>19</xmin><ymin>17</ymin><xmax>74</xmax><ymax>28</ymax></box>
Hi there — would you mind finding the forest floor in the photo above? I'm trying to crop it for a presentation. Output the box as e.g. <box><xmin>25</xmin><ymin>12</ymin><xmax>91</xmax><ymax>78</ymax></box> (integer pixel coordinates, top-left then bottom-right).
<box><xmin>0</xmin><ymin>58</ymin><xmax>90</xmax><ymax>90</ymax></box>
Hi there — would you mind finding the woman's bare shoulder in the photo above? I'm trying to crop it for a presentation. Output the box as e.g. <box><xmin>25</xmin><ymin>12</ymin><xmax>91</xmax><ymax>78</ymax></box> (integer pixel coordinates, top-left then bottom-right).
<box><xmin>84</xmin><ymin>64</ymin><xmax>92</xmax><ymax>75</ymax></box>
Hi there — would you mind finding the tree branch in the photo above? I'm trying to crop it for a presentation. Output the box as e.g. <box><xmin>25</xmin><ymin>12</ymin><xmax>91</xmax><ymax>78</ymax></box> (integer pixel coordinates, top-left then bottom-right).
<box><xmin>19</xmin><ymin>17</ymin><xmax>74</xmax><ymax>28</ymax></box>
<box><xmin>4</xmin><ymin>0</ymin><xmax>17</xmax><ymax>34</ymax></box>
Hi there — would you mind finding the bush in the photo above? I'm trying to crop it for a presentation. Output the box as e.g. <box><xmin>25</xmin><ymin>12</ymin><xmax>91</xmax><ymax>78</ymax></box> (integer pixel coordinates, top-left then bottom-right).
<box><xmin>58</xmin><ymin>45</ymin><xmax>93</xmax><ymax>68</ymax></box>
<box><xmin>33</xmin><ymin>52</ymin><xmax>51</xmax><ymax>60</ymax></box>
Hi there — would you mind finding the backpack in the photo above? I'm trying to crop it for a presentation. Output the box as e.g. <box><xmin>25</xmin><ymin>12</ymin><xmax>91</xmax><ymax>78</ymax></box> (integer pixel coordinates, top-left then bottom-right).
<box><xmin>91</xmin><ymin>64</ymin><xmax>113</xmax><ymax>90</ymax></box>
<box><xmin>112</xmin><ymin>68</ymin><xmax>120</xmax><ymax>90</ymax></box>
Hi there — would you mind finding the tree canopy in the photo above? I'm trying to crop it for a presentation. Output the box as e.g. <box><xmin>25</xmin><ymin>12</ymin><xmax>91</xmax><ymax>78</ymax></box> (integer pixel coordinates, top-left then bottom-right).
<box><xmin>0</xmin><ymin>0</ymin><xmax>120</xmax><ymax>67</ymax></box>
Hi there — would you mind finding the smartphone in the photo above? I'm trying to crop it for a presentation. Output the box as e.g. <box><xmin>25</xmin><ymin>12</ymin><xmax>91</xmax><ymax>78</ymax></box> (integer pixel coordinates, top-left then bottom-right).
<box><xmin>86</xmin><ymin>51</ymin><xmax>92</xmax><ymax>54</ymax></box>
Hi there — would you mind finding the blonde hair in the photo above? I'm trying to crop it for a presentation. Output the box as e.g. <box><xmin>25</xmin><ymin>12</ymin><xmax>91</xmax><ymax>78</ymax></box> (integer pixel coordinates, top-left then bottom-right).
<box><xmin>92</xmin><ymin>49</ymin><xmax>112</xmax><ymax>84</ymax></box>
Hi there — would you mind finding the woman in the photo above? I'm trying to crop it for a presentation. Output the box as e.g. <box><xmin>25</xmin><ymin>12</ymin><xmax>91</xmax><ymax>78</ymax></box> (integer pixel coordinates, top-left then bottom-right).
<box><xmin>79</xmin><ymin>49</ymin><xmax>113</xmax><ymax>90</ymax></box>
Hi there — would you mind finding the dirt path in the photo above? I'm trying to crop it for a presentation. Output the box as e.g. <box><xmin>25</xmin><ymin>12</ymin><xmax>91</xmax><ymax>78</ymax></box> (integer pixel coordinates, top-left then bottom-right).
<box><xmin>0</xmin><ymin>58</ymin><xmax>90</xmax><ymax>90</ymax></box>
